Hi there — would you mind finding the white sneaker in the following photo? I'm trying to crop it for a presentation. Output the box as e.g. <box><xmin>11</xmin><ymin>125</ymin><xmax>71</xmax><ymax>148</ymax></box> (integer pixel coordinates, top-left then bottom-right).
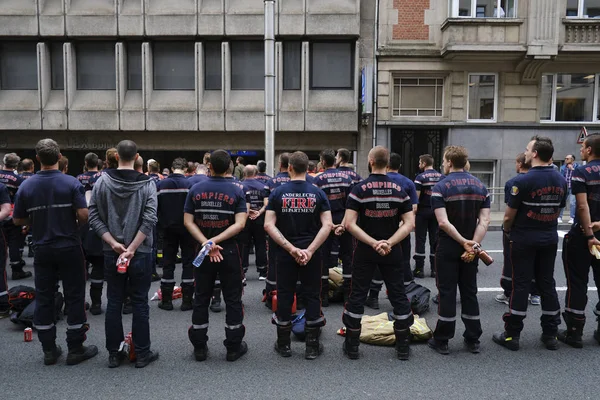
<box><xmin>529</xmin><ymin>295</ymin><xmax>541</xmax><ymax>305</ymax></box>
<box><xmin>568</xmin><ymin>218</ymin><xmax>574</xmax><ymax>224</ymax></box>
<box><xmin>557</xmin><ymin>217</ymin><xmax>562</xmax><ymax>223</ymax></box>
<box><xmin>495</xmin><ymin>293</ymin><xmax>509</xmax><ymax>305</ymax></box>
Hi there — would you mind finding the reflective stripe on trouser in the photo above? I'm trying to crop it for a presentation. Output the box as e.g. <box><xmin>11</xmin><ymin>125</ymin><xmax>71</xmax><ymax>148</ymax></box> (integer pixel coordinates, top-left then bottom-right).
<box><xmin>434</xmin><ymin>239</ymin><xmax>482</xmax><ymax>342</ymax></box>
<box><xmin>191</xmin><ymin>242</ymin><xmax>245</xmax><ymax>349</ymax></box>
<box><xmin>162</xmin><ymin>225</ymin><xmax>195</xmax><ymax>287</ymax></box>
<box><xmin>276</xmin><ymin>249</ymin><xmax>325</xmax><ymax>328</ymax></box>
<box><xmin>562</xmin><ymin>232</ymin><xmax>600</xmax><ymax>323</ymax></box>
<box><xmin>35</xmin><ymin>245</ymin><xmax>88</xmax><ymax>351</ymax></box>
<box><xmin>344</xmin><ymin>244</ymin><xmax>413</xmax><ymax>331</ymax></box>
<box><xmin>503</xmin><ymin>241</ymin><xmax>561</xmax><ymax>337</ymax></box>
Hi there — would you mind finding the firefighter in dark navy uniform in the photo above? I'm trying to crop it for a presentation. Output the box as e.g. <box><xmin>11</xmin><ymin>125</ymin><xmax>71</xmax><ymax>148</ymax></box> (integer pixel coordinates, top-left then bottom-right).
<box><xmin>559</xmin><ymin>133</ymin><xmax>600</xmax><ymax>347</ymax></box>
<box><xmin>13</xmin><ymin>139</ymin><xmax>98</xmax><ymax>366</ymax></box>
<box><xmin>428</xmin><ymin>145</ymin><xmax>491</xmax><ymax>356</ymax></box>
<box><xmin>342</xmin><ymin>146</ymin><xmax>415</xmax><ymax>360</ymax></box>
<box><xmin>0</xmin><ymin>183</ymin><xmax>14</xmax><ymax>317</ymax></box>
<box><xmin>494</xmin><ymin>136</ymin><xmax>566</xmax><ymax>351</ymax></box>
<box><xmin>184</xmin><ymin>149</ymin><xmax>248</xmax><ymax>362</ymax></box>
<box><xmin>265</xmin><ymin>151</ymin><xmax>332</xmax><ymax>359</ymax></box>
<box><xmin>241</xmin><ymin>165</ymin><xmax>269</xmax><ymax>280</ymax></box>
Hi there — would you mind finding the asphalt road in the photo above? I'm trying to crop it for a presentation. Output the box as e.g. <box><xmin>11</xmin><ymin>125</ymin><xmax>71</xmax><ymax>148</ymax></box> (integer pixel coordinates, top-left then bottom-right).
<box><xmin>1</xmin><ymin>231</ymin><xmax>599</xmax><ymax>400</ymax></box>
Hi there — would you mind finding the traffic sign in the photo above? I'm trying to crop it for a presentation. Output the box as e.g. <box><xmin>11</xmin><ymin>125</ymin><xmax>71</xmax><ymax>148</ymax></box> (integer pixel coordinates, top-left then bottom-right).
<box><xmin>577</xmin><ymin>127</ymin><xmax>588</xmax><ymax>144</ymax></box>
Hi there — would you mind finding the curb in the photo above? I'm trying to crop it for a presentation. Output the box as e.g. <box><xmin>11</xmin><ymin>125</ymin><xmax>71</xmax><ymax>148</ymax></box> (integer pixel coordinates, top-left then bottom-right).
<box><xmin>487</xmin><ymin>224</ymin><xmax>571</xmax><ymax>232</ymax></box>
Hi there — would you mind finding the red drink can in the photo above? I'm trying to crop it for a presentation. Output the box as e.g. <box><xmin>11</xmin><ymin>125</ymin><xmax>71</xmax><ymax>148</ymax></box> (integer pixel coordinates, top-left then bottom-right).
<box><xmin>116</xmin><ymin>256</ymin><xmax>129</xmax><ymax>274</ymax></box>
<box><xmin>24</xmin><ymin>327</ymin><xmax>33</xmax><ymax>342</ymax></box>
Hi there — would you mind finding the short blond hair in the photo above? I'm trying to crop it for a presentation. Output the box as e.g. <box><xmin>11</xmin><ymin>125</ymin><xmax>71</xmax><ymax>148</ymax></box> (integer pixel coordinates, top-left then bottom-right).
<box><xmin>444</xmin><ymin>145</ymin><xmax>468</xmax><ymax>169</ymax></box>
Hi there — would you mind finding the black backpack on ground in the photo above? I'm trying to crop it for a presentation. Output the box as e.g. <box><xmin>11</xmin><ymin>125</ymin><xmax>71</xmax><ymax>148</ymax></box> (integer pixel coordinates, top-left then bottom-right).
<box><xmin>405</xmin><ymin>282</ymin><xmax>431</xmax><ymax>315</ymax></box>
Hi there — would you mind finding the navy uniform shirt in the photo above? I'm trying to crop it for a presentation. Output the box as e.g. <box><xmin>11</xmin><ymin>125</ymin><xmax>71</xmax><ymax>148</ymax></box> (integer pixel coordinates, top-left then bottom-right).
<box><xmin>226</xmin><ymin>176</ymin><xmax>244</xmax><ymax>191</ymax></box>
<box><xmin>77</xmin><ymin>171</ymin><xmax>98</xmax><ymax>192</ymax></box>
<box><xmin>504</xmin><ymin>173</ymin><xmax>526</xmax><ymax>205</ymax></box>
<box><xmin>243</xmin><ymin>179</ymin><xmax>269</xmax><ymax>211</ymax></box>
<box><xmin>414</xmin><ymin>169</ymin><xmax>444</xmax><ymax>213</ymax></box>
<box><xmin>148</xmin><ymin>173</ymin><xmax>161</xmax><ymax>185</ymax></box>
<box><xmin>0</xmin><ymin>169</ymin><xmax>24</xmax><ymax>203</ymax></box>
<box><xmin>21</xmin><ymin>172</ymin><xmax>34</xmax><ymax>180</ymax></box>
<box><xmin>313</xmin><ymin>168</ymin><xmax>353</xmax><ymax>223</ymax></box>
<box><xmin>157</xmin><ymin>173</ymin><xmax>193</xmax><ymax>229</ymax></box>
<box><xmin>184</xmin><ymin>176</ymin><xmax>247</xmax><ymax>244</ymax></box>
<box><xmin>571</xmin><ymin>160</ymin><xmax>600</xmax><ymax>231</ymax></box>
<box><xmin>267</xmin><ymin>180</ymin><xmax>331</xmax><ymax>249</ymax></box>
<box><xmin>0</xmin><ymin>183</ymin><xmax>11</xmax><ymax>215</ymax></box>
<box><xmin>13</xmin><ymin>170</ymin><xmax>87</xmax><ymax>248</ymax></box>
<box><xmin>346</xmin><ymin>174</ymin><xmax>412</xmax><ymax>246</ymax></box>
<box><xmin>338</xmin><ymin>166</ymin><xmax>362</xmax><ymax>185</ymax></box>
<box><xmin>268</xmin><ymin>172</ymin><xmax>291</xmax><ymax>191</ymax></box>
<box><xmin>256</xmin><ymin>173</ymin><xmax>272</xmax><ymax>183</ymax></box>
<box><xmin>506</xmin><ymin>166</ymin><xmax>566</xmax><ymax>246</ymax></box>
<box><xmin>187</xmin><ymin>174</ymin><xmax>209</xmax><ymax>186</ymax></box>
<box><xmin>387</xmin><ymin>172</ymin><xmax>418</xmax><ymax>207</ymax></box>
<box><xmin>431</xmin><ymin>172</ymin><xmax>491</xmax><ymax>241</ymax></box>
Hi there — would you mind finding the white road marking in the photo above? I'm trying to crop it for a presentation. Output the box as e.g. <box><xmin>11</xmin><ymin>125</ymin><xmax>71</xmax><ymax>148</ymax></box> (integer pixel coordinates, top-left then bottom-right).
<box><xmin>486</xmin><ymin>250</ymin><xmax>562</xmax><ymax>253</ymax></box>
<box><xmin>478</xmin><ymin>287</ymin><xmax>597</xmax><ymax>292</ymax></box>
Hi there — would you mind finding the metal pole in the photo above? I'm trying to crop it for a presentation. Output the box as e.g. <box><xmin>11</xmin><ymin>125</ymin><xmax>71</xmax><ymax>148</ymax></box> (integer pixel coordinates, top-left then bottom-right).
<box><xmin>372</xmin><ymin>0</ymin><xmax>379</xmax><ymax>148</ymax></box>
<box><xmin>264</xmin><ymin>0</ymin><xmax>275</xmax><ymax>175</ymax></box>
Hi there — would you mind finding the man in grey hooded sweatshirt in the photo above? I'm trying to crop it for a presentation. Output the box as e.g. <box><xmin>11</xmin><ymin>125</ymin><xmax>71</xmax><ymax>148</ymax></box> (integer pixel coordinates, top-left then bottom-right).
<box><xmin>89</xmin><ymin>140</ymin><xmax>159</xmax><ymax>368</ymax></box>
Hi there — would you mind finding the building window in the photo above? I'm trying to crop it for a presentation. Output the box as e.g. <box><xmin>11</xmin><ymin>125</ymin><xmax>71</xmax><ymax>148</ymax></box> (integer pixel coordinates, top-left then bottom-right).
<box><xmin>204</xmin><ymin>42</ymin><xmax>222</xmax><ymax>91</ymax></box>
<box><xmin>467</xmin><ymin>74</ymin><xmax>497</xmax><ymax>122</ymax></box>
<box><xmin>76</xmin><ymin>42</ymin><xmax>116</xmax><ymax>90</ymax></box>
<box><xmin>566</xmin><ymin>0</ymin><xmax>600</xmax><ymax>18</ymax></box>
<box><xmin>127</xmin><ymin>42</ymin><xmax>142</xmax><ymax>91</ymax></box>
<box><xmin>310</xmin><ymin>42</ymin><xmax>354</xmax><ymax>90</ymax></box>
<box><xmin>470</xmin><ymin>161</ymin><xmax>496</xmax><ymax>200</ymax></box>
<box><xmin>231</xmin><ymin>41</ymin><xmax>264</xmax><ymax>90</ymax></box>
<box><xmin>451</xmin><ymin>0</ymin><xmax>517</xmax><ymax>18</ymax></box>
<box><xmin>392</xmin><ymin>78</ymin><xmax>444</xmax><ymax>117</ymax></box>
<box><xmin>283</xmin><ymin>42</ymin><xmax>301</xmax><ymax>90</ymax></box>
<box><xmin>541</xmin><ymin>73</ymin><xmax>598</xmax><ymax>122</ymax></box>
<box><xmin>50</xmin><ymin>42</ymin><xmax>64</xmax><ymax>90</ymax></box>
<box><xmin>0</xmin><ymin>42</ymin><xmax>38</xmax><ymax>90</ymax></box>
<box><xmin>153</xmin><ymin>42</ymin><xmax>195</xmax><ymax>91</ymax></box>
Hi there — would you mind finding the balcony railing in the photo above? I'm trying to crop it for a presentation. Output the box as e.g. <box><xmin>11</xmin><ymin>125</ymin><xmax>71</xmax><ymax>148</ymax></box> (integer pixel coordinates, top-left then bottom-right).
<box><xmin>564</xmin><ymin>19</ymin><xmax>600</xmax><ymax>44</ymax></box>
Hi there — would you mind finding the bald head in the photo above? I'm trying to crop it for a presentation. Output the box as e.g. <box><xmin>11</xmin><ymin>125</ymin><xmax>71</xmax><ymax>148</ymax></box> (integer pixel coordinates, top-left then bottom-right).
<box><xmin>134</xmin><ymin>156</ymin><xmax>144</xmax><ymax>172</ymax></box>
<box><xmin>368</xmin><ymin>146</ymin><xmax>389</xmax><ymax>169</ymax></box>
<box><xmin>243</xmin><ymin>165</ymin><xmax>257</xmax><ymax>179</ymax></box>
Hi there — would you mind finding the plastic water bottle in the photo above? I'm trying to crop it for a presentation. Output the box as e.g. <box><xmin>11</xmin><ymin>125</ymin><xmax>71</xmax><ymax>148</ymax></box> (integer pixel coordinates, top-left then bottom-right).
<box><xmin>193</xmin><ymin>241</ymin><xmax>213</xmax><ymax>267</ymax></box>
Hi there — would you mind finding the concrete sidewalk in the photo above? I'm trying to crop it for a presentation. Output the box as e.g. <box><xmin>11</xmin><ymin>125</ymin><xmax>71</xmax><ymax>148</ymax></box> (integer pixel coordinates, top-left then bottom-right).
<box><xmin>488</xmin><ymin>211</ymin><xmax>571</xmax><ymax>231</ymax></box>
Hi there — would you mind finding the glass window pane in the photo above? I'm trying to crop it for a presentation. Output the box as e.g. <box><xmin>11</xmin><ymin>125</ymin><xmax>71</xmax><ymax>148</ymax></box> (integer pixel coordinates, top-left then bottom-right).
<box><xmin>0</xmin><ymin>42</ymin><xmax>38</xmax><ymax>90</ymax></box>
<box><xmin>77</xmin><ymin>42</ymin><xmax>116</xmax><ymax>90</ymax></box>
<box><xmin>50</xmin><ymin>42</ymin><xmax>64</xmax><ymax>90</ymax></box>
<box><xmin>468</xmin><ymin>74</ymin><xmax>496</xmax><ymax>120</ymax></box>
<box><xmin>475</xmin><ymin>0</ymin><xmax>495</xmax><ymax>17</ymax></box>
<box><xmin>127</xmin><ymin>41</ymin><xmax>142</xmax><ymax>90</ymax></box>
<box><xmin>540</xmin><ymin>74</ymin><xmax>553</xmax><ymax>121</ymax></box>
<box><xmin>311</xmin><ymin>42</ymin><xmax>353</xmax><ymax>89</ymax></box>
<box><xmin>204</xmin><ymin>42</ymin><xmax>222</xmax><ymax>90</ymax></box>
<box><xmin>392</xmin><ymin>83</ymin><xmax>400</xmax><ymax>116</ymax></box>
<box><xmin>283</xmin><ymin>42</ymin><xmax>301</xmax><ymax>90</ymax></box>
<box><xmin>567</xmin><ymin>0</ymin><xmax>579</xmax><ymax>16</ymax></box>
<box><xmin>153</xmin><ymin>41</ymin><xmax>195</xmax><ymax>90</ymax></box>
<box><xmin>400</xmin><ymin>85</ymin><xmax>436</xmax><ymax>109</ymax></box>
<box><xmin>584</xmin><ymin>0</ymin><xmax>600</xmax><ymax>18</ymax></box>
<box><xmin>501</xmin><ymin>0</ymin><xmax>517</xmax><ymax>17</ymax></box>
<box><xmin>555</xmin><ymin>73</ymin><xmax>595</xmax><ymax>121</ymax></box>
<box><xmin>458</xmin><ymin>0</ymin><xmax>473</xmax><ymax>16</ymax></box>
<box><xmin>231</xmin><ymin>41</ymin><xmax>264</xmax><ymax>90</ymax></box>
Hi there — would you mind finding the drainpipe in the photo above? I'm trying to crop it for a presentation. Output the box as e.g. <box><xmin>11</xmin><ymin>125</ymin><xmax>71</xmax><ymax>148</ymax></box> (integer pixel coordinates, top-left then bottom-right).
<box><xmin>264</xmin><ymin>0</ymin><xmax>276</xmax><ymax>175</ymax></box>
<box><xmin>372</xmin><ymin>0</ymin><xmax>379</xmax><ymax>148</ymax></box>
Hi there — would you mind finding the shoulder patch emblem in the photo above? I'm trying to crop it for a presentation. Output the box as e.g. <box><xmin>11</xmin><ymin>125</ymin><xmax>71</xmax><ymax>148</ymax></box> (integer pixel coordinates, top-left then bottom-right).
<box><xmin>511</xmin><ymin>186</ymin><xmax>519</xmax><ymax>196</ymax></box>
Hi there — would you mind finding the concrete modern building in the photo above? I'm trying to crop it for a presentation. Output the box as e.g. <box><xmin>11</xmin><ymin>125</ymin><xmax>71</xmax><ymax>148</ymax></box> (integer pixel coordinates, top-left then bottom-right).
<box><xmin>376</xmin><ymin>0</ymin><xmax>600</xmax><ymax>207</ymax></box>
<box><xmin>0</xmin><ymin>0</ymin><xmax>369</xmax><ymax>174</ymax></box>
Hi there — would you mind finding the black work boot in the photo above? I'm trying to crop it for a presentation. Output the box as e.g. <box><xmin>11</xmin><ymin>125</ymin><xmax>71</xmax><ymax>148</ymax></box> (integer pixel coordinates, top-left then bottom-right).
<box><xmin>412</xmin><ymin>260</ymin><xmax>425</xmax><ymax>279</ymax></box>
<box><xmin>429</xmin><ymin>256</ymin><xmax>436</xmax><ymax>278</ymax></box>
<box><xmin>43</xmin><ymin>345</ymin><xmax>63</xmax><ymax>366</ymax></box>
<box><xmin>226</xmin><ymin>341</ymin><xmax>248</xmax><ymax>362</ymax></box>
<box><xmin>108</xmin><ymin>351</ymin><xmax>125</xmax><ymax>368</ymax></box>
<box><xmin>194</xmin><ymin>344</ymin><xmax>208</xmax><ymax>361</ymax></box>
<box><xmin>394</xmin><ymin>328</ymin><xmax>410</xmax><ymax>360</ymax></box>
<box><xmin>343</xmin><ymin>328</ymin><xmax>361</xmax><ymax>360</ymax></box>
<box><xmin>66</xmin><ymin>345</ymin><xmax>99</xmax><ymax>365</ymax></box>
<box><xmin>365</xmin><ymin>290</ymin><xmax>379</xmax><ymax>310</ymax></box>
<box><xmin>158</xmin><ymin>286</ymin><xmax>174</xmax><ymax>311</ymax></box>
<box><xmin>492</xmin><ymin>331</ymin><xmax>520</xmax><ymax>351</ymax></box>
<box><xmin>594</xmin><ymin>316</ymin><xmax>600</xmax><ymax>345</ymax></box>
<box><xmin>89</xmin><ymin>285</ymin><xmax>103</xmax><ymax>316</ymax></box>
<box><xmin>558</xmin><ymin>312</ymin><xmax>584</xmax><ymax>348</ymax></box>
<box><xmin>12</xmin><ymin>268</ymin><xmax>32</xmax><ymax>280</ymax></box>
<box><xmin>135</xmin><ymin>351</ymin><xmax>159</xmax><ymax>368</ymax></box>
<box><xmin>305</xmin><ymin>326</ymin><xmax>324</xmax><ymax>360</ymax></box>
<box><xmin>274</xmin><ymin>325</ymin><xmax>292</xmax><ymax>357</ymax></box>
<box><xmin>541</xmin><ymin>334</ymin><xmax>559</xmax><ymax>350</ymax></box>
<box><xmin>210</xmin><ymin>288</ymin><xmax>222</xmax><ymax>313</ymax></box>
<box><xmin>427</xmin><ymin>337</ymin><xmax>449</xmax><ymax>355</ymax></box>
<box><xmin>180</xmin><ymin>285</ymin><xmax>194</xmax><ymax>312</ymax></box>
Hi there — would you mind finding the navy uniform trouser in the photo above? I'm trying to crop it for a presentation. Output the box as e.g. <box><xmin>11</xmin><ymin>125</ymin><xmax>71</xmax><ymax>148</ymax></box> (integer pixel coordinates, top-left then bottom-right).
<box><xmin>161</xmin><ymin>225</ymin><xmax>195</xmax><ymax>288</ymax></box>
<box><xmin>266</xmin><ymin>237</ymin><xmax>277</xmax><ymax>294</ymax></box>
<box><xmin>323</xmin><ymin>213</ymin><xmax>353</xmax><ymax>293</ymax></box>
<box><xmin>274</xmin><ymin>249</ymin><xmax>325</xmax><ymax>328</ymax></box>
<box><xmin>434</xmin><ymin>239</ymin><xmax>482</xmax><ymax>342</ymax></box>
<box><xmin>88</xmin><ymin>254</ymin><xmax>105</xmax><ymax>288</ymax></box>
<box><xmin>0</xmin><ymin>231</ymin><xmax>7</xmax><ymax>310</ymax></box>
<box><xmin>503</xmin><ymin>240</ymin><xmax>561</xmax><ymax>337</ymax></box>
<box><xmin>189</xmin><ymin>242</ymin><xmax>245</xmax><ymax>350</ymax></box>
<box><xmin>501</xmin><ymin>231</ymin><xmax>539</xmax><ymax>297</ymax></box>
<box><xmin>3</xmin><ymin>219</ymin><xmax>24</xmax><ymax>267</ymax></box>
<box><xmin>241</xmin><ymin>216</ymin><xmax>267</xmax><ymax>272</ymax></box>
<box><xmin>370</xmin><ymin>236</ymin><xmax>413</xmax><ymax>293</ymax></box>
<box><xmin>414</xmin><ymin>210</ymin><xmax>438</xmax><ymax>267</ymax></box>
<box><xmin>343</xmin><ymin>245</ymin><xmax>414</xmax><ymax>332</ymax></box>
<box><xmin>34</xmin><ymin>245</ymin><xmax>88</xmax><ymax>351</ymax></box>
<box><xmin>562</xmin><ymin>231</ymin><xmax>600</xmax><ymax>324</ymax></box>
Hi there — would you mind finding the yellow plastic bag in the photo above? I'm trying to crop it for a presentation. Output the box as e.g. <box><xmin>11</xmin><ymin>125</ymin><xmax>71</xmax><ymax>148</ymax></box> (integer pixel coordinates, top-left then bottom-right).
<box><xmin>341</xmin><ymin>313</ymin><xmax>433</xmax><ymax>346</ymax></box>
